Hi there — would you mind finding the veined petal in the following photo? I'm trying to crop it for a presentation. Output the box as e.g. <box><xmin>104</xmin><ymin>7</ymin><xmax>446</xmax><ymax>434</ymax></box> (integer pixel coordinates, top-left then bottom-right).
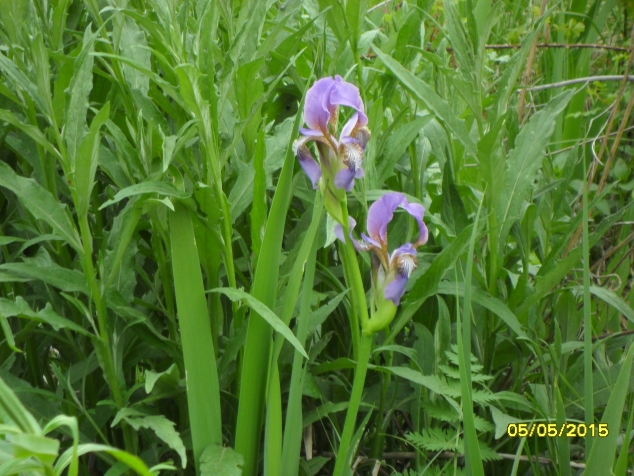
<box><xmin>329</xmin><ymin>78</ymin><xmax>366</xmax><ymax>121</ymax></box>
<box><xmin>384</xmin><ymin>274</ymin><xmax>409</xmax><ymax>306</ymax></box>
<box><xmin>334</xmin><ymin>217</ymin><xmax>368</xmax><ymax>251</ymax></box>
<box><xmin>401</xmin><ymin>200</ymin><xmax>429</xmax><ymax>246</ymax></box>
<box><xmin>304</xmin><ymin>77</ymin><xmax>337</xmax><ymax>132</ymax></box>
<box><xmin>293</xmin><ymin>138</ymin><xmax>322</xmax><ymax>189</ymax></box>
<box><xmin>334</xmin><ymin>168</ymin><xmax>356</xmax><ymax>192</ymax></box>
<box><xmin>366</xmin><ymin>192</ymin><xmax>405</xmax><ymax>245</ymax></box>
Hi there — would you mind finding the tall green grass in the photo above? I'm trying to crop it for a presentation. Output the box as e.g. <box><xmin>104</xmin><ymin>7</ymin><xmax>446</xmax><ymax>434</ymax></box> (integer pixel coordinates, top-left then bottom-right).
<box><xmin>0</xmin><ymin>0</ymin><xmax>633</xmax><ymax>475</ymax></box>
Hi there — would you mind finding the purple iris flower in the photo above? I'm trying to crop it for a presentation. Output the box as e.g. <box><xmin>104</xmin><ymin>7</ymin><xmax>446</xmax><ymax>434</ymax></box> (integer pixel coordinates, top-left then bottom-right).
<box><xmin>335</xmin><ymin>192</ymin><xmax>428</xmax><ymax>306</ymax></box>
<box><xmin>292</xmin><ymin>75</ymin><xmax>370</xmax><ymax>192</ymax></box>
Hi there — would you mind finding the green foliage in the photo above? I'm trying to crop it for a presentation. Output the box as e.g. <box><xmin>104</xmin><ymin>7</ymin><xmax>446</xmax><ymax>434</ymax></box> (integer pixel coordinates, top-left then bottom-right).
<box><xmin>0</xmin><ymin>0</ymin><xmax>633</xmax><ymax>474</ymax></box>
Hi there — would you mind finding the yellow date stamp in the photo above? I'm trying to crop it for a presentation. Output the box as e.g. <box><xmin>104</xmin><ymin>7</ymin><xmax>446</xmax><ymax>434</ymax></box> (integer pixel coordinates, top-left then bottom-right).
<box><xmin>507</xmin><ymin>423</ymin><xmax>609</xmax><ymax>438</ymax></box>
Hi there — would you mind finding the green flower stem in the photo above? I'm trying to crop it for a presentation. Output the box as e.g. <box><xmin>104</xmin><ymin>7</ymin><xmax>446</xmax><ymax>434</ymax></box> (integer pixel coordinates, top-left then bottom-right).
<box><xmin>339</xmin><ymin>200</ymin><xmax>369</xmax><ymax>350</ymax></box>
<box><xmin>333</xmin><ymin>198</ymin><xmax>375</xmax><ymax>475</ymax></box>
<box><xmin>333</xmin><ymin>332</ymin><xmax>373</xmax><ymax>476</ymax></box>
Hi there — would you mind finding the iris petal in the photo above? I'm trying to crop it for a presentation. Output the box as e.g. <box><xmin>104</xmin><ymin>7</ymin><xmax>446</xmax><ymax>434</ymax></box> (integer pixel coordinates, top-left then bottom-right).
<box><xmin>400</xmin><ymin>200</ymin><xmax>428</xmax><ymax>246</ymax></box>
<box><xmin>304</xmin><ymin>77</ymin><xmax>337</xmax><ymax>132</ymax></box>
<box><xmin>366</xmin><ymin>192</ymin><xmax>405</xmax><ymax>245</ymax></box>
<box><xmin>334</xmin><ymin>168</ymin><xmax>356</xmax><ymax>192</ymax></box>
<box><xmin>384</xmin><ymin>274</ymin><xmax>409</xmax><ymax>306</ymax></box>
<box><xmin>334</xmin><ymin>217</ymin><xmax>367</xmax><ymax>251</ymax></box>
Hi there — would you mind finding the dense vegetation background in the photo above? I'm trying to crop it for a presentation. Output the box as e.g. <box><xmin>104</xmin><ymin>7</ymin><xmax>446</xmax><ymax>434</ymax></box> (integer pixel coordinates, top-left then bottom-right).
<box><xmin>0</xmin><ymin>0</ymin><xmax>633</xmax><ymax>474</ymax></box>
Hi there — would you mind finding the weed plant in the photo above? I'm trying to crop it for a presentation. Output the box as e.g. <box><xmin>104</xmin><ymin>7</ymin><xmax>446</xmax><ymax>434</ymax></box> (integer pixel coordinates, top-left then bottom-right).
<box><xmin>0</xmin><ymin>0</ymin><xmax>633</xmax><ymax>475</ymax></box>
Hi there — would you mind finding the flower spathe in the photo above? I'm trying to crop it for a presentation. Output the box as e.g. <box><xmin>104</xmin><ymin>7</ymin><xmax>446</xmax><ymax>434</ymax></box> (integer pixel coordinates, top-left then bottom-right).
<box><xmin>335</xmin><ymin>192</ymin><xmax>428</xmax><ymax>307</ymax></box>
<box><xmin>293</xmin><ymin>75</ymin><xmax>370</xmax><ymax>195</ymax></box>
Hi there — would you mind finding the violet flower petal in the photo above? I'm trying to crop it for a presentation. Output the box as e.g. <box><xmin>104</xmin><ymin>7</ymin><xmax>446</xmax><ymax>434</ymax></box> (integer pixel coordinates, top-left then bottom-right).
<box><xmin>340</xmin><ymin>113</ymin><xmax>358</xmax><ymax>139</ymax></box>
<box><xmin>384</xmin><ymin>274</ymin><xmax>409</xmax><ymax>306</ymax></box>
<box><xmin>329</xmin><ymin>80</ymin><xmax>368</xmax><ymax>128</ymax></box>
<box><xmin>304</xmin><ymin>77</ymin><xmax>337</xmax><ymax>132</ymax></box>
<box><xmin>334</xmin><ymin>168</ymin><xmax>356</xmax><ymax>192</ymax></box>
<box><xmin>366</xmin><ymin>192</ymin><xmax>405</xmax><ymax>245</ymax></box>
<box><xmin>401</xmin><ymin>200</ymin><xmax>429</xmax><ymax>246</ymax></box>
<box><xmin>299</xmin><ymin>128</ymin><xmax>326</xmax><ymax>137</ymax></box>
<box><xmin>334</xmin><ymin>217</ymin><xmax>366</xmax><ymax>251</ymax></box>
<box><xmin>298</xmin><ymin>154</ymin><xmax>322</xmax><ymax>189</ymax></box>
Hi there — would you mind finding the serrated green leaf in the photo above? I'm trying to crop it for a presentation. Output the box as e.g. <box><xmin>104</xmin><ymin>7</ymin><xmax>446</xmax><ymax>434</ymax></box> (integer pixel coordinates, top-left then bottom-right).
<box><xmin>199</xmin><ymin>444</ymin><xmax>244</xmax><ymax>476</ymax></box>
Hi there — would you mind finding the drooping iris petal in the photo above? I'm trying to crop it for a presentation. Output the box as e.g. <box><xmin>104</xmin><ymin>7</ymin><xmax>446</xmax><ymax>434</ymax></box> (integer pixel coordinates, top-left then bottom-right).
<box><xmin>366</xmin><ymin>192</ymin><xmax>405</xmax><ymax>245</ymax></box>
<box><xmin>334</xmin><ymin>168</ymin><xmax>356</xmax><ymax>192</ymax></box>
<box><xmin>401</xmin><ymin>200</ymin><xmax>429</xmax><ymax>246</ymax></box>
<box><xmin>304</xmin><ymin>77</ymin><xmax>337</xmax><ymax>132</ymax></box>
<box><xmin>298</xmin><ymin>154</ymin><xmax>322</xmax><ymax>189</ymax></box>
<box><xmin>384</xmin><ymin>243</ymin><xmax>417</xmax><ymax>305</ymax></box>
<box><xmin>293</xmin><ymin>138</ymin><xmax>322</xmax><ymax>189</ymax></box>
<box><xmin>329</xmin><ymin>79</ymin><xmax>368</xmax><ymax>128</ymax></box>
<box><xmin>334</xmin><ymin>217</ymin><xmax>366</xmax><ymax>251</ymax></box>
<box><xmin>384</xmin><ymin>274</ymin><xmax>409</xmax><ymax>306</ymax></box>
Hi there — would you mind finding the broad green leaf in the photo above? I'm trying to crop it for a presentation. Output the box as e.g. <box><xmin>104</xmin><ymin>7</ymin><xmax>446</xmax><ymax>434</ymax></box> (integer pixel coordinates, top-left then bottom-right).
<box><xmin>584</xmin><ymin>344</ymin><xmax>634</xmax><ymax>475</ymax></box>
<box><xmin>235</xmin><ymin>86</ymin><xmax>308</xmax><ymax>476</ymax></box>
<box><xmin>583</xmin><ymin>286</ymin><xmax>634</xmax><ymax>324</ymax></box>
<box><xmin>441</xmin><ymin>160</ymin><xmax>468</xmax><ymax>236</ymax></box>
<box><xmin>120</xmin><ymin>17</ymin><xmax>151</xmax><ymax>95</ymax></box>
<box><xmin>75</xmin><ymin>102</ymin><xmax>110</xmax><ymax>217</ymax></box>
<box><xmin>376</xmin><ymin>115</ymin><xmax>432</xmax><ymax>186</ymax></box>
<box><xmin>208</xmin><ymin>288</ymin><xmax>308</xmax><ymax>359</ymax></box>
<box><xmin>372</xmin><ymin>47</ymin><xmax>477</xmax><ymax>157</ymax></box>
<box><xmin>170</xmin><ymin>200</ymin><xmax>222</xmax><ymax>465</ymax></box>
<box><xmin>100</xmin><ymin>182</ymin><xmax>190</xmax><ymax>209</ymax></box>
<box><xmin>199</xmin><ymin>444</ymin><xmax>244</xmax><ymax>476</ymax></box>
<box><xmin>0</xmin><ymin>161</ymin><xmax>82</xmax><ymax>252</ymax></box>
<box><xmin>497</xmin><ymin>90</ymin><xmax>574</xmax><ymax>245</ymax></box>
<box><xmin>0</xmin><ymin>296</ymin><xmax>90</xmax><ymax>336</ymax></box>
<box><xmin>0</xmin><ymin>374</ymin><xmax>41</xmax><ymax>434</ymax></box>
<box><xmin>64</xmin><ymin>26</ymin><xmax>97</xmax><ymax>165</ymax></box>
<box><xmin>11</xmin><ymin>434</ymin><xmax>59</xmax><ymax>466</ymax></box>
<box><xmin>228</xmin><ymin>160</ymin><xmax>255</xmax><ymax>223</ymax></box>
<box><xmin>0</xmin><ymin>53</ymin><xmax>49</xmax><ymax>117</ymax></box>
<box><xmin>0</xmin><ymin>258</ymin><xmax>87</xmax><ymax>295</ymax></box>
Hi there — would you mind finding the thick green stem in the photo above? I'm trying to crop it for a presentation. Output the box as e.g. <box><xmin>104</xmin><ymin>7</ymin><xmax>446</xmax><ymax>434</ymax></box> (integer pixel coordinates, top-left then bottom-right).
<box><xmin>333</xmin><ymin>333</ymin><xmax>373</xmax><ymax>476</ymax></box>
<box><xmin>339</xmin><ymin>201</ymin><xmax>370</xmax><ymax>353</ymax></box>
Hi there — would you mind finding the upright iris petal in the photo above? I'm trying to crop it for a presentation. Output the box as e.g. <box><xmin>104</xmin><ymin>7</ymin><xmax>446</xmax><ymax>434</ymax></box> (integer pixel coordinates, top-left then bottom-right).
<box><xmin>334</xmin><ymin>192</ymin><xmax>429</xmax><ymax>306</ymax></box>
<box><xmin>293</xmin><ymin>76</ymin><xmax>370</xmax><ymax>195</ymax></box>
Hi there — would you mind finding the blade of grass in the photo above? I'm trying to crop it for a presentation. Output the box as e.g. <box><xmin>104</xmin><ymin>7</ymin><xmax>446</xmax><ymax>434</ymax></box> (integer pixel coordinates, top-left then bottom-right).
<box><xmin>169</xmin><ymin>200</ymin><xmax>222</xmax><ymax>472</ymax></box>
<box><xmin>280</xmin><ymin>229</ymin><xmax>320</xmax><ymax>476</ymax></box>
<box><xmin>584</xmin><ymin>343</ymin><xmax>634</xmax><ymax>475</ymax></box>
<box><xmin>455</xmin><ymin>196</ymin><xmax>485</xmax><ymax>476</ymax></box>
<box><xmin>582</xmin><ymin>151</ymin><xmax>594</xmax><ymax>457</ymax></box>
<box><xmin>235</xmin><ymin>81</ymin><xmax>310</xmax><ymax>476</ymax></box>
